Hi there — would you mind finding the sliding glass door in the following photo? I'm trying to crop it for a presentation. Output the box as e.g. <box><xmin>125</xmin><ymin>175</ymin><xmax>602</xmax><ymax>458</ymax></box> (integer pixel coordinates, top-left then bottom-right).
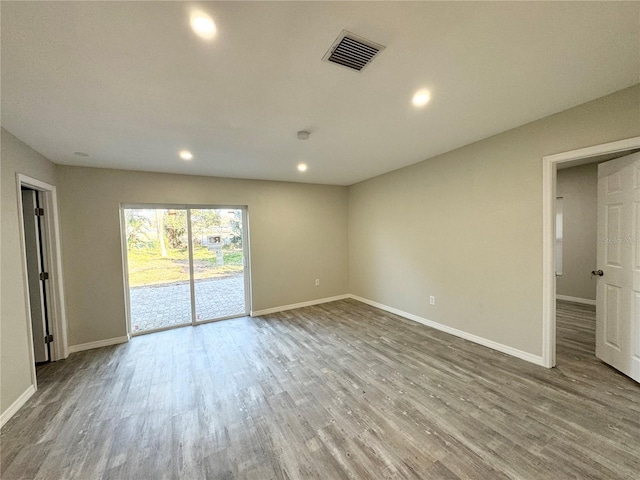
<box><xmin>191</xmin><ymin>208</ymin><xmax>246</xmax><ymax>323</ymax></box>
<box><xmin>122</xmin><ymin>205</ymin><xmax>249</xmax><ymax>335</ymax></box>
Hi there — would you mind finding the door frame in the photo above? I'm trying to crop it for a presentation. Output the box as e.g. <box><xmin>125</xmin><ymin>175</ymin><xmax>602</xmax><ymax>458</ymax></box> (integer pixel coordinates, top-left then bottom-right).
<box><xmin>120</xmin><ymin>203</ymin><xmax>252</xmax><ymax>336</ymax></box>
<box><xmin>15</xmin><ymin>174</ymin><xmax>69</xmax><ymax>385</ymax></box>
<box><xmin>542</xmin><ymin>136</ymin><xmax>640</xmax><ymax>368</ymax></box>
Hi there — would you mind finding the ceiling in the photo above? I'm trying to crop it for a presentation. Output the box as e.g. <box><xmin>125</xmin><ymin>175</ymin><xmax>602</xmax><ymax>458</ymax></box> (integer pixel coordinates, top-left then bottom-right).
<box><xmin>2</xmin><ymin>2</ymin><xmax>638</xmax><ymax>186</ymax></box>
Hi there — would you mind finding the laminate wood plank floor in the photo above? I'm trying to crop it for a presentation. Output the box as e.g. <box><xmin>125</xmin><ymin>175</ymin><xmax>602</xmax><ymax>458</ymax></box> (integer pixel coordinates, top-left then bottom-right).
<box><xmin>2</xmin><ymin>299</ymin><xmax>639</xmax><ymax>479</ymax></box>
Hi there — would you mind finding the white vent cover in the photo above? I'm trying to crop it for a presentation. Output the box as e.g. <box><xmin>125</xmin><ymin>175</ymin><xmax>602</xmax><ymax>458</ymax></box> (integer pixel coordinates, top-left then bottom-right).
<box><xmin>323</xmin><ymin>30</ymin><xmax>385</xmax><ymax>72</ymax></box>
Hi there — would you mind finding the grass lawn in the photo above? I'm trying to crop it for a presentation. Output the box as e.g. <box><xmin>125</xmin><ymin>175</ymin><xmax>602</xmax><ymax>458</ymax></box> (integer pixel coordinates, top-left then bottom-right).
<box><xmin>127</xmin><ymin>246</ymin><xmax>243</xmax><ymax>287</ymax></box>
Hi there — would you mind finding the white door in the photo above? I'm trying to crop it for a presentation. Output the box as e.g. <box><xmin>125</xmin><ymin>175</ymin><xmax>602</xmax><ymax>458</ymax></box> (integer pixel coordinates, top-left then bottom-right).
<box><xmin>595</xmin><ymin>152</ymin><xmax>640</xmax><ymax>382</ymax></box>
<box><xmin>21</xmin><ymin>189</ymin><xmax>49</xmax><ymax>363</ymax></box>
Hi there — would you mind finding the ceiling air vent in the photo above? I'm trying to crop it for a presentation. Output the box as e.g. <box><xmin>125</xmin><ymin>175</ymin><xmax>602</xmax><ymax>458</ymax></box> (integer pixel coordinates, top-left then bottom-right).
<box><xmin>323</xmin><ymin>30</ymin><xmax>385</xmax><ymax>72</ymax></box>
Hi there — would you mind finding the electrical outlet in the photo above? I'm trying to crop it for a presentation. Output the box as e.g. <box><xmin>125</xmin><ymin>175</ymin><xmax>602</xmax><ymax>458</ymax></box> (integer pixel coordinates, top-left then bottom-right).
<box><xmin>315</xmin><ymin>279</ymin><xmax>320</xmax><ymax>286</ymax></box>
<box><xmin>429</xmin><ymin>296</ymin><xmax>435</xmax><ymax>305</ymax></box>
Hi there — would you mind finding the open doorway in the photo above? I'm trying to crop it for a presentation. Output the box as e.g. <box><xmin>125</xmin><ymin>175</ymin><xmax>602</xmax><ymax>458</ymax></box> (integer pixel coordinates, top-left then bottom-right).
<box><xmin>121</xmin><ymin>205</ymin><xmax>251</xmax><ymax>335</ymax></box>
<box><xmin>16</xmin><ymin>174</ymin><xmax>69</xmax><ymax>386</ymax></box>
<box><xmin>21</xmin><ymin>187</ymin><xmax>52</xmax><ymax>363</ymax></box>
<box><xmin>543</xmin><ymin>136</ymin><xmax>640</xmax><ymax>373</ymax></box>
<box><xmin>554</xmin><ymin>164</ymin><xmax>598</xmax><ymax>366</ymax></box>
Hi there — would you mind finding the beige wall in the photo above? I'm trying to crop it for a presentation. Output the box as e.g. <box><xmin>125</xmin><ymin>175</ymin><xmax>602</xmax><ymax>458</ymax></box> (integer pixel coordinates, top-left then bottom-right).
<box><xmin>1</xmin><ymin>129</ymin><xmax>57</xmax><ymax>416</ymax></box>
<box><xmin>556</xmin><ymin>164</ymin><xmax>598</xmax><ymax>301</ymax></box>
<box><xmin>348</xmin><ymin>85</ymin><xmax>640</xmax><ymax>357</ymax></box>
<box><xmin>56</xmin><ymin>166</ymin><xmax>349</xmax><ymax>346</ymax></box>
<box><xmin>2</xmin><ymin>84</ymin><xmax>638</xmax><ymax>421</ymax></box>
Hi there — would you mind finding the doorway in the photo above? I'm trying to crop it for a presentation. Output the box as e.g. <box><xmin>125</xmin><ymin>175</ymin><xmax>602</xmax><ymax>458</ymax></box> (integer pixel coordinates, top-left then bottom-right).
<box><xmin>553</xmin><ymin>152</ymin><xmax>640</xmax><ymax>381</ymax></box>
<box><xmin>21</xmin><ymin>187</ymin><xmax>52</xmax><ymax>363</ymax></box>
<box><xmin>16</xmin><ymin>174</ymin><xmax>69</xmax><ymax>384</ymax></box>
<box><xmin>542</xmin><ymin>136</ymin><xmax>640</xmax><ymax>369</ymax></box>
<box><xmin>121</xmin><ymin>205</ymin><xmax>250</xmax><ymax>335</ymax></box>
<box><xmin>553</xmin><ymin>164</ymin><xmax>598</xmax><ymax>367</ymax></box>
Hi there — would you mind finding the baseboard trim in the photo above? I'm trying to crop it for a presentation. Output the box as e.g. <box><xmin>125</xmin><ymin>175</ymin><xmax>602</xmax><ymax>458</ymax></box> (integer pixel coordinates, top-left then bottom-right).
<box><xmin>1</xmin><ymin>384</ymin><xmax>36</xmax><ymax>428</ymax></box>
<box><xmin>556</xmin><ymin>295</ymin><xmax>596</xmax><ymax>306</ymax></box>
<box><xmin>349</xmin><ymin>295</ymin><xmax>546</xmax><ymax>367</ymax></box>
<box><xmin>68</xmin><ymin>335</ymin><xmax>129</xmax><ymax>353</ymax></box>
<box><xmin>251</xmin><ymin>294</ymin><xmax>351</xmax><ymax>317</ymax></box>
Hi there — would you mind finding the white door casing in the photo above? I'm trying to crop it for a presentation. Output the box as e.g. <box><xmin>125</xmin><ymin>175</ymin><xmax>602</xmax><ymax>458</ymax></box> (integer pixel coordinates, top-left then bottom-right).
<box><xmin>542</xmin><ymin>136</ymin><xmax>640</xmax><ymax>369</ymax></box>
<box><xmin>596</xmin><ymin>152</ymin><xmax>640</xmax><ymax>382</ymax></box>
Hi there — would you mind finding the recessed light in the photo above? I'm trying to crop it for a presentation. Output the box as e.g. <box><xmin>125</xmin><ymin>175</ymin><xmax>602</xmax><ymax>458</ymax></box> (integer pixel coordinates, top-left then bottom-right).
<box><xmin>190</xmin><ymin>14</ymin><xmax>216</xmax><ymax>40</ymax></box>
<box><xmin>297</xmin><ymin>163</ymin><xmax>308</xmax><ymax>172</ymax></box>
<box><xmin>74</xmin><ymin>152</ymin><xmax>89</xmax><ymax>157</ymax></box>
<box><xmin>412</xmin><ymin>90</ymin><xmax>431</xmax><ymax>107</ymax></box>
<box><xmin>179</xmin><ymin>150</ymin><xmax>193</xmax><ymax>161</ymax></box>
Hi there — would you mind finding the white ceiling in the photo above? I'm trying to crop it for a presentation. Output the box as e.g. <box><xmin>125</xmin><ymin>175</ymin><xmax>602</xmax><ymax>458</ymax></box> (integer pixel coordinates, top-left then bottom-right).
<box><xmin>2</xmin><ymin>2</ymin><xmax>639</xmax><ymax>186</ymax></box>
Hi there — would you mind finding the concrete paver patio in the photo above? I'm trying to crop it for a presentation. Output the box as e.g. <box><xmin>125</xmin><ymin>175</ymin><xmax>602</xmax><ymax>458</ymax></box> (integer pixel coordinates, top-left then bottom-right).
<box><xmin>130</xmin><ymin>274</ymin><xmax>246</xmax><ymax>333</ymax></box>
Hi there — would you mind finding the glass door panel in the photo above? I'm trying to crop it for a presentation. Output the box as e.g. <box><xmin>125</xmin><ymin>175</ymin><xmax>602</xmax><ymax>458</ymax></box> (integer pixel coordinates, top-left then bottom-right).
<box><xmin>191</xmin><ymin>208</ymin><xmax>246</xmax><ymax>322</ymax></box>
<box><xmin>124</xmin><ymin>208</ymin><xmax>192</xmax><ymax>333</ymax></box>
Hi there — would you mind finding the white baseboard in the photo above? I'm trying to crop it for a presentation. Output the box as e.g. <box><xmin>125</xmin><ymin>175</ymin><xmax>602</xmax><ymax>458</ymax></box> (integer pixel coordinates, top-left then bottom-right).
<box><xmin>68</xmin><ymin>335</ymin><xmax>129</xmax><ymax>353</ymax></box>
<box><xmin>251</xmin><ymin>294</ymin><xmax>351</xmax><ymax>317</ymax></box>
<box><xmin>1</xmin><ymin>384</ymin><xmax>36</xmax><ymax>428</ymax></box>
<box><xmin>556</xmin><ymin>294</ymin><xmax>596</xmax><ymax>306</ymax></box>
<box><xmin>349</xmin><ymin>295</ymin><xmax>546</xmax><ymax>367</ymax></box>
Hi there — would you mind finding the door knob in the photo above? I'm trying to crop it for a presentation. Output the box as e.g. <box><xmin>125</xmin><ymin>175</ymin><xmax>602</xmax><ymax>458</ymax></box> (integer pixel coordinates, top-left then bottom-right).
<box><xmin>591</xmin><ymin>269</ymin><xmax>604</xmax><ymax>278</ymax></box>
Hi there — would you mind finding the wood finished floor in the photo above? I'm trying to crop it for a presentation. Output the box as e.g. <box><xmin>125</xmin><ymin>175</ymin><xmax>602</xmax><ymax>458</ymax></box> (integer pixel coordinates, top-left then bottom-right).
<box><xmin>1</xmin><ymin>299</ymin><xmax>639</xmax><ymax>479</ymax></box>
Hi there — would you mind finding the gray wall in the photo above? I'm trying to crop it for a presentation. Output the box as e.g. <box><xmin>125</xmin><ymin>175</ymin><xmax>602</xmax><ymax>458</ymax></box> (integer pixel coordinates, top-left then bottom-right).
<box><xmin>56</xmin><ymin>166</ymin><xmax>349</xmax><ymax>347</ymax></box>
<box><xmin>1</xmin><ymin>129</ymin><xmax>57</xmax><ymax>415</ymax></box>
<box><xmin>348</xmin><ymin>85</ymin><xmax>640</xmax><ymax>357</ymax></box>
<box><xmin>556</xmin><ymin>164</ymin><xmax>598</xmax><ymax>301</ymax></box>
